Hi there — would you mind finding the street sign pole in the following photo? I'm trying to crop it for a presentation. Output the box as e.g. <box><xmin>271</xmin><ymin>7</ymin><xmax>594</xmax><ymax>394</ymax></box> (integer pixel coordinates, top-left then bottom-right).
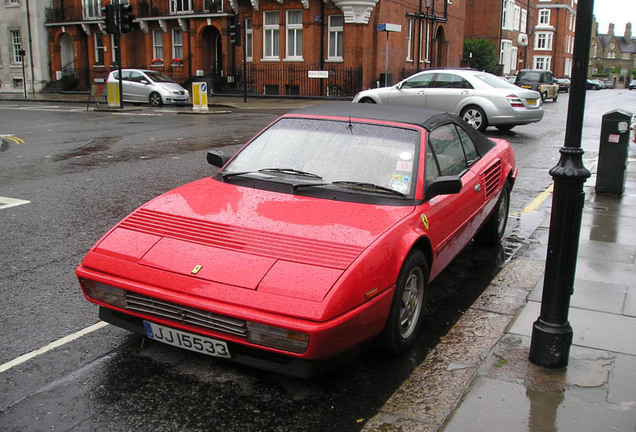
<box><xmin>528</xmin><ymin>0</ymin><xmax>594</xmax><ymax>369</ymax></box>
<box><xmin>377</xmin><ymin>23</ymin><xmax>401</xmax><ymax>87</ymax></box>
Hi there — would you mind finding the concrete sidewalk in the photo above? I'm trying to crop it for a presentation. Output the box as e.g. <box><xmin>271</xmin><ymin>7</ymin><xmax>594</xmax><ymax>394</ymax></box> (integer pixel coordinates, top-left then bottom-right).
<box><xmin>364</xmin><ymin>151</ymin><xmax>636</xmax><ymax>430</ymax></box>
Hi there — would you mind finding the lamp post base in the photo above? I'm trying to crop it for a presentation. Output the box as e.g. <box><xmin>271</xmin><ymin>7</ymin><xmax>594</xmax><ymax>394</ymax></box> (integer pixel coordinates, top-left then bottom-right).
<box><xmin>529</xmin><ymin>318</ymin><xmax>573</xmax><ymax>369</ymax></box>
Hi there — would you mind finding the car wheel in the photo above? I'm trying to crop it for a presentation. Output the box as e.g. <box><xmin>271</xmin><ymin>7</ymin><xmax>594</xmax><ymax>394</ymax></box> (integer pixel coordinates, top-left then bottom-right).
<box><xmin>359</xmin><ymin>98</ymin><xmax>376</xmax><ymax>104</ymax></box>
<box><xmin>496</xmin><ymin>125</ymin><xmax>515</xmax><ymax>132</ymax></box>
<box><xmin>381</xmin><ymin>250</ymin><xmax>429</xmax><ymax>355</ymax></box>
<box><xmin>553</xmin><ymin>93</ymin><xmax>558</xmax><ymax>102</ymax></box>
<box><xmin>460</xmin><ymin>106</ymin><xmax>488</xmax><ymax>132</ymax></box>
<box><xmin>541</xmin><ymin>92</ymin><xmax>547</xmax><ymax>102</ymax></box>
<box><xmin>475</xmin><ymin>182</ymin><xmax>510</xmax><ymax>245</ymax></box>
<box><xmin>149</xmin><ymin>92</ymin><xmax>163</xmax><ymax>107</ymax></box>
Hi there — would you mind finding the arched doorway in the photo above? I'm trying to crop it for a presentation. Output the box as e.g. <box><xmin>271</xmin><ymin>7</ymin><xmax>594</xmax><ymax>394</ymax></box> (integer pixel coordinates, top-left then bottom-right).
<box><xmin>201</xmin><ymin>26</ymin><xmax>222</xmax><ymax>76</ymax></box>
<box><xmin>432</xmin><ymin>26</ymin><xmax>448</xmax><ymax>68</ymax></box>
<box><xmin>60</xmin><ymin>33</ymin><xmax>75</xmax><ymax>78</ymax></box>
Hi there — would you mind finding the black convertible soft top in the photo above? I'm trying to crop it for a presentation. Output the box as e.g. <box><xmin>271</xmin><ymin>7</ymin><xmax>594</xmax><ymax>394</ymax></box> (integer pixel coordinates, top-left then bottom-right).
<box><xmin>289</xmin><ymin>102</ymin><xmax>496</xmax><ymax>156</ymax></box>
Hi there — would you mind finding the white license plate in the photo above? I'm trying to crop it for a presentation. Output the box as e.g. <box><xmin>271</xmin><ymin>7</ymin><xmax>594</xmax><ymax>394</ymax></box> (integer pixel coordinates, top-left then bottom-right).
<box><xmin>527</xmin><ymin>99</ymin><xmax>537</xmax><ymax>106</ymax></box>
<box><xmin>143</xmin><ymin>321</ymin><xmax>231</xmax><ymax>358</ymax></box>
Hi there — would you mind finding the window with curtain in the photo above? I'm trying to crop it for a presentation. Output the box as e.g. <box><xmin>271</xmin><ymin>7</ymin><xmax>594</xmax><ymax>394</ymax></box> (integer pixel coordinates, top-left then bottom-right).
<box><xmin>263</xmin><ymin>11</ymin><xmax>280</xmax><ymax>60</ymax></box>
<box><xmin>328</xmin><ymin>15</ymin><xmax>343</xmax><ymax>60</ymax></box>
<box><xmin>286</xmin><ymin>10</ymin><xmax>303</xmax><ymax>60</ymax></box>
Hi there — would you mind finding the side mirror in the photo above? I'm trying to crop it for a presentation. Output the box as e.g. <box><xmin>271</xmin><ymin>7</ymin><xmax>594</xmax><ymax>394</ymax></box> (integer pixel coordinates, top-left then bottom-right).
<box><xmin>141</xmin><ymin>79</ymin><xmax>149</xmax><ymax>85</ymax></box>
<box><xmin>207</xmin><ymin>150</ymin><xmax>229</xmax><ymax>168</ymax></box>
<box><xmin>425</xmin><ymin>176</ymin><xmax>462</xmax><ymax>200</ymax></box>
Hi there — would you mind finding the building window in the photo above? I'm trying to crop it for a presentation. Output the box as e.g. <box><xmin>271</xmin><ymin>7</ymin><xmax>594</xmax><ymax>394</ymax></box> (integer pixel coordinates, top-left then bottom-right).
<box><xmin>245</xmin><ymin>18</ymin><xmax>253</xmax><ymax>61</ymax></box>
<box><xmin>535</xmin><ymin>32</ymin><xmax>553</xmax><ymax>50</ymax></box>
<box><xmin>533</xmin><ymin>56</ymin><xmax>551</xmax><ymax>70</ymax></box>
<box><xmin>624</xmin><ymin>53</ymin><xmax>630</xmax><ymax>60</ymax></box>
<box><xmin>511</xmin><ymin>46</ymin><xmax>518</xmax><ymax>72</ymax></box>
<box><xmin>500</xmin><ymin>39</ymin><xmax>513</xmax><ymax>74</ymax></box>
<box><xmin>170</xmin><ymin>0</ymin><xmax>192</xmax><ymax>14</ymax></box>
<box><xmin>94</xmin><ymin>32</ymin><xmax>104</xmax><ymax>65</ymax></box>
<box><xmin>153</xmin><ymin>30</ymin><xmax>164</xmax><ymax>61</ymax></box>
<box><xmin>205</xmin><ymin>0</ymin><xmax>221</xmax><ymax>12</ymax></box>
<box><xmin>520</xmin><ymin>9</ymin><xmax>527</xmax><ymax>33</ymax></box>
<box><xmin>513</xmin><ymin>6</ymin><xmax>521</xmax><ymax>31</ymax></box>
<box><xmin>82</xmin><ymin>0</ymin><xmax>102</xmax><ymax>19</ymax></box>
<box><xmin>172</xmin><ymin>28</ymin><xmax>183</xmax><ymax>60</ymax></box>
<box><xmin>263</xmin><ymin>11</ymin><xmax>280</xmax><ymax>60</ymax></box>
<box><xmin>8</xmin><ymin>0</ymin><xmax>20</xmax><ymax>5</ymax></box>
<box><xmin>608</xmin><ymin>51</ymin><xmax>616</xmax><ymax>59</ymax></box>
<box><xmin>502</xmin><ymin>0</ymin><xmax>515</xmax><ymax>31</ymax></box>
<box><xmin>286</xmin><ymin>10</ymin><xmax>303</xmax><ymax>60</ymax></box>
<box><xmin>328</xmin><ymin>15</ymin><xmax>344</xmax><ymax>60</ymax></box>
<box><xmin>10</xmin><ymin>30</ymin><xmax>23</xmax><ymax>64</ymax></box>
<box><xmin>538</xmin><ymin>9</ymin><xmax>550</xmax><ymax>26</ymax></box>
<box><xmin>406</xmin><ymin>18</ymin><xmax>414</xmax><ymax>61</ymax></box>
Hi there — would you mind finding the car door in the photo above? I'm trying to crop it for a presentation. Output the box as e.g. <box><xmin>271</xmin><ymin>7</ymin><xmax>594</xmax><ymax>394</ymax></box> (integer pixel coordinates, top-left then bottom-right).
<box><xmin>425</xmin><ymin>73</ymin><xmax>475</xmax><ymax>114</ymax></box>
<box><xmin>423</xmin><ymin>123</ymin><xmax>484</xmax><ymax>275</ymax></box>
<box><xmin>387</xmin><ymin>72</ymin><xmax>435</xmax><ymax>108</ymax></box>
<box><xmin>126</xmin><ymin>71</ymin><xmax>150</xmax><ymax>102</ymax></box>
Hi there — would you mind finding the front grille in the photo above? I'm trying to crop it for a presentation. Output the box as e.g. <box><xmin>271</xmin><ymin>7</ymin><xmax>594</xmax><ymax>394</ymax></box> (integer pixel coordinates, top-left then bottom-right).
<box><xmin>126</xmin><ymin>291</ymin><xmax>247</xmax><ymax>337</ymax></box>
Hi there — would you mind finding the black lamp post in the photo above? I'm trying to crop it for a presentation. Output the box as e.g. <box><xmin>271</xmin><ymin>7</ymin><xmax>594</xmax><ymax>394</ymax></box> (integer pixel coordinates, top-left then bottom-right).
<box><xmin>528</xmin><ymin>0</ymin><xmax>594</xmax><ymax>368</ymax></box>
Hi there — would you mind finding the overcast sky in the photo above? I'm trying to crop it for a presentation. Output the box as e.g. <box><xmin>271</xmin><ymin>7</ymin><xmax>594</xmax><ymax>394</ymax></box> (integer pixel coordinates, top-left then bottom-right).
<box><xmin>593</xmin><ymin>0</ymin><xmax>635</xmax><ymax>36</ymax></box>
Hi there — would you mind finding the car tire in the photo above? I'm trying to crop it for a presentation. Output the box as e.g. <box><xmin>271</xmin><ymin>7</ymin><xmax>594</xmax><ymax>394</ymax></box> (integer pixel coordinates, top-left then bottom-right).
<box><xmin>541</xmin><ymin>92</ymin><xmax>547</xmax><ymax>102</ymax></box>
<box><xmin>359</xmin><ymin>98</ymin><xmax>376</xmax><ymax>104</ymax></box>
<box><xmin>149</xmin><ymin>92</ymin><xmax>163</xmax><ymax>107</ymax></box>
<box><xmin>475</xmin><ymin>181</ymin><xmax>510</xmax><ymax>245</ymax></box>
<box><xmin>460</xmin><ymin>106</ymin><xmax>488</xmax><ymax>132</ymax></box>
<box><xmin>381</xmin><ymin>250</ymin><xmax>429</xmax><ymax>355</ymax></box>
<box><xmin>553</xmin><ymin>93</ymin><xmax>558</xmax><ymax>102</ymax></box>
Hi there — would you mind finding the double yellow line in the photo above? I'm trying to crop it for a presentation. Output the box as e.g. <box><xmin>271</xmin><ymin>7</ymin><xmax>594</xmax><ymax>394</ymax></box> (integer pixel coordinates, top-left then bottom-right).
<box><xmin>1</xmin><ymin>135</ymin><xmax>26</xmax><ymax>144</ymax></box>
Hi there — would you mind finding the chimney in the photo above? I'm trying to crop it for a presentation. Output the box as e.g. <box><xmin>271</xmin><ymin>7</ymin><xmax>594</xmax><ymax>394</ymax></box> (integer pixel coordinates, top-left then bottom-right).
<box><xmin>625</xmin><ymin>23</ymin><xmax>632</xmax><ymax>39</ymax></box>
<box><xmin>608</xmin><ymin>23</ymin><xmax>615</xmax><ymax>35</ymax></box>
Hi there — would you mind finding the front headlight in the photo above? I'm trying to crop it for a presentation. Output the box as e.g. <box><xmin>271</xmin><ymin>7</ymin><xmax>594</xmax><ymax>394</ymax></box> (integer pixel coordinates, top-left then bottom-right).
<box><xmin>80</xmin><ymin>279</ymin><xmax>127</xmax><ymax>309</ymax></box>
<box><xmin>247</xmin><ymin>321</ymin><xmax>309</xmax><ymax>354</ymax></box>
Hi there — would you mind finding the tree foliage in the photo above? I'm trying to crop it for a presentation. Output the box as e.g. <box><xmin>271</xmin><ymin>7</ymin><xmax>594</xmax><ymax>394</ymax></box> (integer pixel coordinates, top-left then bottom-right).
<box><xmin>463</xmin><ymin>39</ymin><xmax>500</xmax><ymax>74</ymax></box>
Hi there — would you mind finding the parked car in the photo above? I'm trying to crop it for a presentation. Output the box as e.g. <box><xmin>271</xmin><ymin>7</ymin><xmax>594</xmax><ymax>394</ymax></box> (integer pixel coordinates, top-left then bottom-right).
<box><xmin>587</xmin><ymin>79</ymin><xmax>601</xmax><ymax>90</ymax></box>
<box><xmin>352</xmin><ymin>68</ymin><xmax>543</xmax><ymax>132</ymax></box>
<box><xmin>515</xmin><ymin>69</ymin><xmax>560</xmax><ymax>102</ymax></box>
<box><xmin>107</xmin><ymin>69</ymin><xmax>190</xmax><ymax>107</ymax></box>
<box><xmin>555</xmin><ymin>78</ymin><xmax>570</xmax><ymax>93</ymax></box>
<box><xmin>629</xmin><ymin>80</ymin><xmax>636</xmax><ymax>90</ymax></box>
<box><xmin>76</xmin><ymin>103</ymin><xmax>517</xmax><ymax>377</ymax></box>
<box><xmin>603</xmin><ymin>80</ymin><xmax>615</xmax><ymax>89</ymax></box>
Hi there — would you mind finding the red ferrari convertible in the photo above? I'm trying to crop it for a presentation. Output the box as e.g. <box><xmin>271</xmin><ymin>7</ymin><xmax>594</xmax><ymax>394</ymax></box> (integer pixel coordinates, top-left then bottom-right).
<box><xmin>77</xmin><ymin>103</ymin><xmax>516</xmax><ymax>377</ymax></box>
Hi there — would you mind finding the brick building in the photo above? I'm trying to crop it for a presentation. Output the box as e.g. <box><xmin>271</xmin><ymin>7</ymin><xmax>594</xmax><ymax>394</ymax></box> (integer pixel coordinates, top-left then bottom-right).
<box><xmin>43</xmin><ymin>0</ymin><xmax>468</xmax><ymax>97</ymax></box>
<box><xmin>590</xmin><ymin>21</ymin><xmax>636</xmax><ymax>88</ymax></box>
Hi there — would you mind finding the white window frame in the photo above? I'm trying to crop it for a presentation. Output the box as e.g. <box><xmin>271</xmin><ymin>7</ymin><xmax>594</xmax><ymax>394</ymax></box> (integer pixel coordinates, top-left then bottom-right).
<box><xmin>172</xmin><ymin>28</ymin><xmax>183</xmax><ymax>60</ymax></box>
<box><xmin>285</xmin><ymin>10</ymin><xmax>303</xmax><ymax>61</ymax></box>
<box><xmin>263</xmin><ymin>11</ymin><xmax>280</xmax><ymax>60</ymax></box>
<box><xmin>535</xmin><ymin>31</ymin><xmax>553</xmax><ymax>50</ymax></box>
<box><xmin>153</xmin><ymin>30</ymin><xmax>164</xmax><ymax>61</ymax></box>
<box><xmin>533</xmin><ymin>56</ymin><xmax>551</xmax><ymax>70</ymax></box>
<box><xmin>170</xmin><ymin>0</ymin><xmax>193</xmax><ymax>14</ymax></box>
<box><xmin>520</xmin><ymin>9</ymin><xmax>527</xmax><ymax>33</ymax></box>
<box><xmin>500</xmin><ymin>39</ymin><xmax>513</xmax><ymax>74</ymax></box>
<box><xmin>82</xmin><ymin>0</ymin><xmax>102</xmax><ymax>20</ymax></box>
<box><xmin>511</xmin><ymin>46</ymin><xmax>518</xmax><ymax>72</ymax></box>
<box><xmin>10</xmin><ymin>30</ymin><xmax>23</xmax><ymax>64</ymax></box>
<box><xmin>245</xmin><ymin>18</ymin><xmax>253</xmax><ymax>62</ymax></box>
<box><xmin>406</xmin><ymin>18</ymin><xmax>414</xmax><ymax>61</ymax></box>
<box><xmin>8</xmin><ymin>0</ymin><xmax>20</xmax><ymax>5</ymax></box>
<box><xmin>538</xmin><ymin>9</ymin><xmax>551</xmax><ymax>26</ymax></box>
<box><xmin>94</xmin><ymin>32</ymin><xmax>105</xmax><ymax>66</ymax></box>
<box><xmin>513</xmin><ymin>6</ymin><xmax>521</xmax><ymax>31</ymax></box>
<box><xmin>327</xmin><ymin>15</ymin><xmax>343</xmax><ymax>61</ymax></box>
<box><xmin>502</xmin><ymin>0</ymin><xmax>515</xmax><ymax>31</ymax></box>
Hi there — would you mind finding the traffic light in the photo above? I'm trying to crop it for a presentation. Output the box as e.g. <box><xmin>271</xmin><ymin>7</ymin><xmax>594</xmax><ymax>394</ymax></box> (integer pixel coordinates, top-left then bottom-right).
<box><xmin>230</xmin><ymin>20</ymin><xmax>241</xmax><ymax>46</ymax></box>
<box><xmin>119</xmin><ymin>4</ymin><xmax>135</xmax><ymax>34</ymax></box>
<box><xmin>101</xmin><ymin>4</ymin><xmax>116</xmax><ymax>34</ymax></box>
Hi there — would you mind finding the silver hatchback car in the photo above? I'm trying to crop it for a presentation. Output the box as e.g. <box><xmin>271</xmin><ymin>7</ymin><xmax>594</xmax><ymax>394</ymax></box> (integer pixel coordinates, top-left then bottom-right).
<box><xmin>353</xmin><ymin>68</ymin><xmax>543</xmax><ymax>132</ymax></box>
<box><xmin>107</xmin><ymin>69</ymin><xmax>190</xmax><ymax>107</ymax></box>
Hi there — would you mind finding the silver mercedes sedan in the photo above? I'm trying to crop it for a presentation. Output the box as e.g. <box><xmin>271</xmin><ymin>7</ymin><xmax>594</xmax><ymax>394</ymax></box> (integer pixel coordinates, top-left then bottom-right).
<box><xmin>352</xmin><ymin>68</ymin><xmax>543</xmax><ymax>132</ymax></box>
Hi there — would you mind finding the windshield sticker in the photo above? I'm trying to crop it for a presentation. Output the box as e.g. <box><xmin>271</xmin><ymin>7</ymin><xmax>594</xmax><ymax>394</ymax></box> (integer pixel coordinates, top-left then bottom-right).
<box><xmin>396</xmin><ymin>161</ymin><xmax>413</xmax><ymax>172</ymax></box>
<box><xmin>399</xmin><ymin>152</ymin><xmax>413</xmax><ymax>161</ymax></box>
<box><xmin>390</xmin><ymin>181</ymin><xmax>409</xmax><ymax>195</ymax></box>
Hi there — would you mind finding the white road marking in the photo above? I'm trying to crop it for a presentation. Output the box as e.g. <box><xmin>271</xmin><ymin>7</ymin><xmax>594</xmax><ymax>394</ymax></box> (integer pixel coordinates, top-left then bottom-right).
<box><xmin>0</xmin><ymin>196</ymin><xmax>31</xmax><ymax>209</ymax></box>
<box><xmin>0</xmin><ymin>322</ymin><xmax>109</xmax><ymax>374</ymax></box>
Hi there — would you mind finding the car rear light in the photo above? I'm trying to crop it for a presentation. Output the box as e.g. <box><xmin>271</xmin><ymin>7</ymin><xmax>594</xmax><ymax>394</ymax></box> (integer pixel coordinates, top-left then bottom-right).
<box><xmin>506</xmin><ymin>95</ymin><xmax>525</xmax><ymax>108</ymax></box>
<box><xmin>80</xmin><ymin>279</ymin><xmax>127</xmax><ymax>309</ymax></box>
<box><xmin>247</xmin><ymin>321</ymin><xmax>309</xmax><ymax>354</ymax></box>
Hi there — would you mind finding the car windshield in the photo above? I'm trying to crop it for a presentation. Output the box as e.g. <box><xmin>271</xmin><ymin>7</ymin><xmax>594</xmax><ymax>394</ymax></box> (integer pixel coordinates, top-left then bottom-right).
<box><xmin>223</xmin><ymin>118</ymin><xmax>421</xmax><ymax>197</ymax></box>
<box><xmin>145</xmin><ymin>71</ymin><xmax>174</xmax><ymax>83</ymax></box>
<box><xmin>474</xmin><ymin>73</ymin><xmax>518</xmax><ymax>89</ymax></box>
<box><xmin>517</xmin><ymin>71</ymin><xmax>541</xmax><ymax>81</ymax></box>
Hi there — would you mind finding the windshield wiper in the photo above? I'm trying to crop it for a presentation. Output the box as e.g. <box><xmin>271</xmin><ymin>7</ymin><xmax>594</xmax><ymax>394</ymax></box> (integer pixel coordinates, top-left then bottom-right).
<box><xmin>331</xmin><ymin>181</ymin><xmax>406</xmax><ymax>196</ymax></box>
<box><xmin>222</xmin><ymin>168</ymin><xmax>322</xmax><ymax>182</ymax></box>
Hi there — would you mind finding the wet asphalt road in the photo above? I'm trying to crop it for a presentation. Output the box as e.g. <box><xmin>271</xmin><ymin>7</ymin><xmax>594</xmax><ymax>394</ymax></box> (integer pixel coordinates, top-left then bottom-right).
<box><xmin>0</xmin><ymin>90</ymin><xmax>631</xmax><ymax>431</ymax></box>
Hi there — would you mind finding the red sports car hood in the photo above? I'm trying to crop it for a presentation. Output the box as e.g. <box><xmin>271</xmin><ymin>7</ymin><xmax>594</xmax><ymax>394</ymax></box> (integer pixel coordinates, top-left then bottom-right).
<box><xmin>89</xmin><ymin>177</ymin><xmax>414</xmax><ymax>303</ymax></box>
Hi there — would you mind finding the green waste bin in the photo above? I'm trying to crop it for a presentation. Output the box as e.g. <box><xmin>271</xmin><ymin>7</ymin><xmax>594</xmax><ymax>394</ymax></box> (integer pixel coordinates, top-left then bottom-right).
<box><xmin>595</xmin><ymin>109</ymin><xmax>632</xmax><ymax>195</ymax></box>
